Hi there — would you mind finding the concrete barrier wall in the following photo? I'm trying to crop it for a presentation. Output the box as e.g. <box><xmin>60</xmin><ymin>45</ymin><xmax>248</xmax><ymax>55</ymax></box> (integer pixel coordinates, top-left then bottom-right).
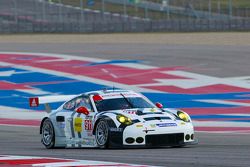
<box><xmin>1</xmin><ymin>19</ymin><xmax>250</xmax><ymax>33</ymax></box>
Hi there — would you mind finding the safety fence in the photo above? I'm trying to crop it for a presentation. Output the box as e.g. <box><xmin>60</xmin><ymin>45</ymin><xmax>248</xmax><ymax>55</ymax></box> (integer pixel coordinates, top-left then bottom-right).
<box><xmin>1</xmin><ymin>18</ymin><xmax>250</xmax><ymax>33</ymax></box>
<box><xmin>0</xmin><ymin>0</ymin><xmax>250</xmax><ymax>33</ymax></box>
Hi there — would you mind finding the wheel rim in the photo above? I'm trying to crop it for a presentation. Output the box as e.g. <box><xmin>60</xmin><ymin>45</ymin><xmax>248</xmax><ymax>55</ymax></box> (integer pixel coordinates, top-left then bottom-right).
<box><xmin>42</xmin><ymin>121</ymin><xmax>53</xmax><ymax>146</ymax></box>
<box><xmin>96</xmin><ymin>121</ymin><xmax>108</xmax><ymax>146</ymax></box>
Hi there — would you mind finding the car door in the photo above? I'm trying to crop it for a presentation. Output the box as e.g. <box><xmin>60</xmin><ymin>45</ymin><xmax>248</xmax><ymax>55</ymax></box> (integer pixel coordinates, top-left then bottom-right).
<box><xmin>73</xmin><ymin>95</ymin><xmax>96</xmax><ymax>147</ymax></box>
<box><xmin>58</xmin><ymin>95</ymin><xmax>96</xmax><ymax>147</ymax></box>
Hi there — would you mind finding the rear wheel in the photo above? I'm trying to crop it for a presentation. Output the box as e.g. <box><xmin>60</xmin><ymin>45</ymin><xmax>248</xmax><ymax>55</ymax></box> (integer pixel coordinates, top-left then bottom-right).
<box><xmin>41</xmin><ymin>119</ymin><xmax>55</xmax><ymax>149</ymax></box>
<box><xmin>95</xmin><ymin>120</ymin><xmax>109</xmax><ymax>149</ymax></box>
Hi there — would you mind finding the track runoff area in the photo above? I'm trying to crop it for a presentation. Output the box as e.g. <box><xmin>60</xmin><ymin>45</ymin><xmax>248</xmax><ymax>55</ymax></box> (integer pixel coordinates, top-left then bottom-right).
<box><xmin>0</xmin><ymin>52</ymin><xmax>250</xmax><ymax>166</ymax></box>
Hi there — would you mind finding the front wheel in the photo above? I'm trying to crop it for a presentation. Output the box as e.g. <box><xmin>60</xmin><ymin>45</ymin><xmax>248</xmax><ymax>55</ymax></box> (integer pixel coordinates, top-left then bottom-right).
<box><xmin>95</xmin><ymin>120</ymin><xmax>109</xmax><ymax>149</ymax></box>
<box><xmin>41</xmin><ymin>119</ymin><xmax>55</xmax><ymax>149</ymax></box>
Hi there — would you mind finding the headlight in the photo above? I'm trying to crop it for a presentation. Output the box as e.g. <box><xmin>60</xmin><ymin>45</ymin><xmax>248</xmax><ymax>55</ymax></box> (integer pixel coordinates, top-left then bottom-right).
<box><xmin>177</xmin><ymin>111</ymin><xmax>190</xmax><ymax>122</ymax></box>
<box><xmin>117</xmin><ymin>115</ymin><xmax>132</xmax><ymax>125</ymax></box>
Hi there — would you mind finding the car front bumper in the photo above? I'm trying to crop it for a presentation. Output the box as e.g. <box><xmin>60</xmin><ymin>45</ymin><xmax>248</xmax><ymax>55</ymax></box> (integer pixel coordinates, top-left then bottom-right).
<box><xmin>121</xmin><ymin>121</ymin><xmax>195</xmax><ymax>147</ymax></box>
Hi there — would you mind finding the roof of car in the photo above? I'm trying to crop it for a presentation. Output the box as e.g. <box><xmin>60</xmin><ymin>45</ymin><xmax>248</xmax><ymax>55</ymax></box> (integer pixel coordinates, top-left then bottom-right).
<box><xmin>86</xmin><ymin>89</ymin><xmax>138</xmax><ymax>96</ymax></box>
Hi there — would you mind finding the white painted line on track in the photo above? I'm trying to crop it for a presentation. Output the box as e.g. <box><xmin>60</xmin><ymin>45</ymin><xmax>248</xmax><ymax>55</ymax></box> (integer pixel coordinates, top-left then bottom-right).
<box><xmin>158</xmin><ymin>70</ymin><xmax>250</xmax><ymax>89</ymax></box>
<box><xmin>101</xmin><ymin>68</ymin><xmax>118</xmax><ymax>78</ymax></box>
<box><xmin>196</xmin><ymin>130</ymin><xmax>250</xmax><ymax>134</ymax></box>
<box><xmin>0</xmin><ymin>155</ymin><xmax>47</xmax><ymax>160</ymax></box>
<box><xmin>220</xmin><ymin>113</ymin><xmax>250</xmax><ymax>117</ymax></box>
<box><xmin>35</xmin><ymin>59</ymin><xmax>71</xmax><ymax>63</ymax></box>
<box><xmin>0</xmin><ymin>52</ymin><xmax>156</xmax><ymax>69</ymax></box>
<box><xmin>0</xmin><ymin>70</ymin><xmax>20</xmax><ymax>77</ymax></box>
<box><xmin>0</xmin><ymin>124</ymin><xmax>39</xmax><ymax>128</ymax></box>
<box><xmin>0</xmin><ymin>106</ymin><xmax>44</xmax><ymax>120</ymax></box>
<box><xmin>0</xmin><ymin>155</ymin><xmax>156</xmax><ymax>167</ymax></box>
<box><xmin>193</xmin><ymin>120</ymin><xmax>250</xmax><ymax>127</ymax></box>
<box><xmin>0</xmin><ymin>60</ymin><xmax>161</xmax><ymax>93</ymax></box>
<box><xmin>16</xmin><ymin>89</ymin><xmax>52</xmax><ymax>96</ymax></box>
<box><xmin>0</xmin><ymin>70</ymin><xmax>33</xmax><ymax>77</ymax></box>
<box><xmin>196</xmin><ymin>100</ymin><xmax>250</xmax><ymax>107</ymax></box>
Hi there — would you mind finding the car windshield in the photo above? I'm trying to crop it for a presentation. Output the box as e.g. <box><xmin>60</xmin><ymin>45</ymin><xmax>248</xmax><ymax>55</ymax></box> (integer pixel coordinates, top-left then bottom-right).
<box><xmin>95</xmin><ymin>97</ymin><xmax>155</xmax><ymax>112</ymax></box>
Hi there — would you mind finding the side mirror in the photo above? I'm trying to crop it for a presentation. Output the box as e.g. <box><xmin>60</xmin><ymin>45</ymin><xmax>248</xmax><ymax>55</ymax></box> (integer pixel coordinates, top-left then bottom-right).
<box><xmin>155</xmin><ymin>102</ymin><xmax>163</xmax><ymax>109</ymax></box>
<box><xmin>76</xmin><ymin>107</ymin><xmax>89</xmax><ymax>115</ymax></box>
<box><xmin>93</xmin><ymin>95</ymin><xmax>103</xmax><ymax>102</ymax></box>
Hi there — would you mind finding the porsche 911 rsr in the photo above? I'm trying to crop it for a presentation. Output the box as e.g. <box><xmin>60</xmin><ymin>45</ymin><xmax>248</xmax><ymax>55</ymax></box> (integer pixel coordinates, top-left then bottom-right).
<box><xmin>29</xmin><ymin>89</ymin><xmax>197</xmax><ymax>149</ymax></box>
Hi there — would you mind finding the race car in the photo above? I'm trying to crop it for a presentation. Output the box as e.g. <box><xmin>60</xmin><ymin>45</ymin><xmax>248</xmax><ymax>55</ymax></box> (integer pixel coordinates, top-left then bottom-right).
<box><xmin>29</xmin><ymin>89</ymin><xmax>197</xmax><ymax>149</ymax></box>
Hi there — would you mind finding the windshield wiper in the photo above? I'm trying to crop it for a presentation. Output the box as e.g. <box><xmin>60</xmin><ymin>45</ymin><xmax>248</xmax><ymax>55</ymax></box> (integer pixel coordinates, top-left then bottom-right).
<box><xmin>120</xmin><ymin>93</ymin><xmax>133</xmax><ymax>108</ymax></box>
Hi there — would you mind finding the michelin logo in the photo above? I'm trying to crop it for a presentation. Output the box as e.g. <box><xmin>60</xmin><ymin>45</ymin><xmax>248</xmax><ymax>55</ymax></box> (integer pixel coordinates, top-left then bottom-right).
<box><xmin>156</xmin><ymin>123</ymin><xmax>177</xmax><ymax>127</ymax></box>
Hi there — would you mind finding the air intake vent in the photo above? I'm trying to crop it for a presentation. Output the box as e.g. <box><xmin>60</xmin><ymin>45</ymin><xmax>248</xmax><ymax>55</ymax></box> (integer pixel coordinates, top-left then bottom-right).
<box><xmin>144</xmin><ymin>117</ymin><xmax>171</xmax><ymax>121</ymax></box>
<box><xmin>146</xmin><ymin>133</ymin><xmax>184</xmax><ymax>146</ymax></box>
<box><xmin>136</xmin><ymin>110</ymin><xmax>163</xmax><ymax>116</ymax></box>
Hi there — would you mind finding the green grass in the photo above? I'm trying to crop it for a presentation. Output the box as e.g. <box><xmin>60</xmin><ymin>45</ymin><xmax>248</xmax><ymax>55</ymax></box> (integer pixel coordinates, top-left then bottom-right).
<box><xmin>214</xmin><ymin>0</ymin><xmax>250</xmax><ymax>8</ymax></box>
<box><xmin>51</xmin><ymin>0</ymin><xmax>250</xmax><ymax>19</ymax></box>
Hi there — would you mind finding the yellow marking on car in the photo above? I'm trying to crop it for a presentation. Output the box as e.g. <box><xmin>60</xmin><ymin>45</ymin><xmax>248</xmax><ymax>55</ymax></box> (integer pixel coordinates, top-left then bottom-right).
<box><xmin>74</xmin><ymin>117</ymin><xmax>82</xmax><ymax>132</ymax></box>
<box><xmin>150</xmin><ymin>124</ymin><xmax>156</xmax><ymax>128</ymax></box>
<box><xmin>136</xmin><ymin>124</ymin><xmax>143</xmax><ymax>128</ymax></box>
<box><xmin>150</xmin><ymin>108</ymin><xmax>156</xmax><ymax>112</ymax></box>
<box><xmin>180</xmin><ymin>122</ymin><xmax>186</xmax><ymax>125</ymax></box>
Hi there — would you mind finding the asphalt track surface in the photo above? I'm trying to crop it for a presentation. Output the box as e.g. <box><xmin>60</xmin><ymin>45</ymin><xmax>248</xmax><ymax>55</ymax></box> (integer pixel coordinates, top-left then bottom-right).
<box><xmin>1</xmin><ymin>126</ymin><xmax>250</xmax><ymax>167</ymax></box>
<box><xmin>0</xmin><ymin>41</ymin><xmax>250</xmax><ymax>167</ymax></box>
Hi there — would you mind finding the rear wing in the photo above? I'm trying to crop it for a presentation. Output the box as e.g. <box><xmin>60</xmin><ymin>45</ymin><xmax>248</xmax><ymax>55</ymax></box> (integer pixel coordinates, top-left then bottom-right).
<box><xmin>29</xmin><ymin>95</ymin><xmax>76</xmax><ymax>113</ymax></box>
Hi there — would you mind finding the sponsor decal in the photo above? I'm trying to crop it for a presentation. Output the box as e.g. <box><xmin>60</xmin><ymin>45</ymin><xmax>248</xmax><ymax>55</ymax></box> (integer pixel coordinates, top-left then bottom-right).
<box><xmin>110</xmin><ymin>127</ymin><xmax>123</xmax><ymax>132</ymax></box>
<box><xmin>74</xmin><ymin>117</ymin><xmax>82</xmax><ymax>132</ymax></box>
<box><xmin>75</xmin><ymin>139</ymin><xmax>82</xmax><ymax>145</ymax></box>
<box><xmin>58</xmin><ymin>122</ymin><xmax>66</xmax><ymax>128</ymax></box>
<box><xmin>29</xmin><ymin>97</ymin><xmax>39</xmax><ymax>107</ymax></box>
<box><xmin>156</xmin><ymin>123</ymin><xmax>177</xmax><ymax>127</ymax></box>
<box><xmin>0</xmin><ymin>155</ymin><xmax>151</xmax><ymax>166</ymax></box>
<box><xmin>82</xmin><ymin>138</ymin><xmax>95</xmax><ymax>146</ymax></box>
<box><xmin>67</xmin><ymin>118</ymin><xmax>73</xmax><ymax>121</ymax></box>
<box><xmin>66</xmin><ymin>138</ymin><xmax>75</xmax><ymax>145</ymax></box>
<box><xmin>75</xmin><ymin>138</ymin><xmax>95</xmax><ymax>146</ymax></box>
<box><xmin>85</xmin><ymin>115</ymin><xmax>93</xmax><ymax>120</ymax></box>
<box><xmin>143</xmin><ymin>128</ymin><xmax>155</xmax><ymax>133</ymax></box>
<box><xmin>150</xmin><ymin>124</ymin><xmax>156</xmax><ymax>128</ymax></box>
<box><xmin>180</xmin><ymin>122</ymin><xmax>186</xmax><ymax>125</ymax></box>
<box><xmin>84</xmin><ymin>119</ymin><xmax>93</xmax><ymax>130</ymax></box>
<box><xmin>87</xmin><ymin>132</ymin><xmax>93</xmax><ymax>136</ymax></box>
<box><xmin>150</xmin><ymin>108</ymin><xmax>157</xmax><ymax>112</ymax></box>
<box><xmin>123</xmin><ymin>110</ymin><xmax>137</xmax><ymax>114</ymax></box>
<box><xmin>136</xmin><ymin>124</ymin><xmax>143</xmax><ymax>128</ymax></box>
<box><xmin>102</xmin><ymin>93</ymin><xmax>139</xmax><ymax>98</ymax></box>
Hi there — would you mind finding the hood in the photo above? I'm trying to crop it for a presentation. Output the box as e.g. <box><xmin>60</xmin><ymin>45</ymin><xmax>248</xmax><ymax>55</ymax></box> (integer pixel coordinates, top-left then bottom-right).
<box><xmin>113</xmin><ymin>108</ymin><xmax>177</xmax><ymax>122</ymax></box>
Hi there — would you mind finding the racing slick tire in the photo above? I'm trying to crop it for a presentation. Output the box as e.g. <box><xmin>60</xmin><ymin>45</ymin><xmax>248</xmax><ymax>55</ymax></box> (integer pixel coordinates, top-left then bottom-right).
<box><xmin>95</xmin><ymin>120</ymin><xmax>110</xmax><ymax>149</ymax></box>
<box><xmin>41</xmin><ymin>118</ymin><xmax>55</xmax><ymax>149</ymax></box>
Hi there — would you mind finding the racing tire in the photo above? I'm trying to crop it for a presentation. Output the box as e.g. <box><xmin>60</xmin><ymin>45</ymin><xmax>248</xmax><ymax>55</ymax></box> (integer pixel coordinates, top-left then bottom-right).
<box><xmin>95</xmin><ymin>120</ymin><xmax>109</xmax><ymax>149</ymax></box>
<box><xmin>41</xmin><ymin>119</ymin><xmax>55</xmax><ymax>149</ymax></box>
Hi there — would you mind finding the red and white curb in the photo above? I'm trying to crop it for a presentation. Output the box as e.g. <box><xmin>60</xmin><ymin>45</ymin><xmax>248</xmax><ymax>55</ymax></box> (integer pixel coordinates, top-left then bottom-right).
<box><xmin>0</xmin><ymin>155</ymin><xmax>155</xmax><ymax>167</ymax></box>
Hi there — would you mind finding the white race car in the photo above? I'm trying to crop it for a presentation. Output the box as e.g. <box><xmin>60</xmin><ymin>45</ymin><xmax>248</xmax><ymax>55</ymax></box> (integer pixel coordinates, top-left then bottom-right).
<box><xmin>30</xmin><ymin>89</ymin><xmax>197</xmax><ymax>149</ymax></box>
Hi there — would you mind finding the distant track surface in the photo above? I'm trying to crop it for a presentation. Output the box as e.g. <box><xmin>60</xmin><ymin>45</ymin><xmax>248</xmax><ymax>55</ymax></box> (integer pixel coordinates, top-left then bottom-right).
<box><xmin>0</xmin><ymin>34</ymin><xmax>250</xmax><ymax>167</ymax></box>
